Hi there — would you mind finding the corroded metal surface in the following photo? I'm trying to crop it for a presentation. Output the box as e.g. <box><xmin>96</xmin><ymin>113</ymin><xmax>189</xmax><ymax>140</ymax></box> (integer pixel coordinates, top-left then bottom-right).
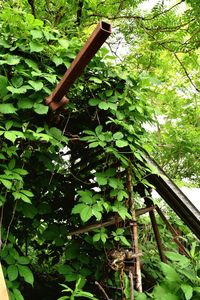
<box><xmin>46</xmin><ymin>21</ymin><xmax>111</xmax><ymax>111</ymax></box>
<box><xmin>143</xmin><ymin>152</ymin><xmax>200</xmax><ymax>240</ymax></box>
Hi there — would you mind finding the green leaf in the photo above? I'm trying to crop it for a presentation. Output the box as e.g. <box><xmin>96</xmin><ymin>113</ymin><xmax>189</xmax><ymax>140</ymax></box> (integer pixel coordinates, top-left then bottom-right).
<box><xmin>52</xmin><ymin>56</ymin><xmax>63</xmax><ymax>66</ymax></box>
<box><xmin>0</xmin><ymin>179</ymin><xmax>12</xmax><ymax>189</ymax></box>
<box><xmin>20</xmin><ymin>194</ymin><xmax>32</xmax><ymax>204</ymax></box>
<box><xmin>95</xmin><ymin>125</ymin><xmax>103</xmax><ymax>135</ymax></box>
<box><xmin>30</xmin><ymin>29</ymin><xmax>43</xmax><ymax>39</ymax></box>
<box><xmin>34</xmin><ymin>103</ymin><xmax>48</xmax><ymax>114</ymax></box>
<box><xmin>6</xmin><ymin>55</ymin><xmax>20</xmax><ymax>65</ymax></box>
<box><xmin>11</xmin><ymin>76</ymin><xmax>23</xmax><ymax>88</ymax></box>
<box><xmin>96</xmin><ymin>173</ymin><xmax>107</xmax><ymax>185</ymax></box>
<box><xmin>160</xmin><ymin>262</ymin><xmax>180</xmax><ymax>282</ymax></box>
<box><xmin>115</xmin><ymin>140</ymin><xmax>128</xmax><ymax>148</ymax></box>
<box><xmin>7</xmin><ymin>265</ymin><xmax>18</xmax><ymax>281</ymax></box>
<box><xmin>14</xmin><ymin>169</ymin><xmax>28</xmax><ymax>175</ymax></box>
<box><xmin>164</xmin><ymin>251</ymin><xmax>189</xmax><ymax>266</ymax></box>
<box><xmin>28</xmin><ymin>80</ymin><xmax>43</xmax><ymax>91</ymax></box>
<box><xmin>5</xmin><ymin>120</ymin><xmax>14</xmax><ymax>131</ymax></box>
<box><xmin>80</xmin><ymin>206</ymin><xmax>93</xmax><ymax>222</ymax></box>
<box><xmin>71</xmin><ymin>203</ymin><xmax>87</xmax><ymax>214</ymax></box>
<box><xmin>17</xmin><ymin>257</ymin><xmax>30</xmax><ymax>265</ymax></box>
<box><xmin>18</xmin><ymin>265</ymin><xmax>34</xmax><ymax>286</ymax></box>
<box><xmin>88</xmin><ymin>142</ymin><xmax>100</xmax><ymax>148</ymax></box>
<box><xmin>93</xmin><ymin>233</ymin><xmax>101</xmax><ymax>242</ymax></box>
<box><xmin>49</xmin><ymin>127</ymin><xmax>62</xmax><ymax>140</ymax></box>
<box><xmin>119</xmin><ymin>236</ymin><xmax>130</xmax><ymax>246</ymax></box>
<box><xmin>12</xmin><ymin>288</ymin><xmax>24</xmax><ymax>300</ymax></box>
<box><xmin>113</xmin><ymin>132</ymin><xmax>124</xmax><ymax>140</ymax></box>
<box><xmin>24</xmin><ymin>59</ymin><xmax>39</xmax><ymax>70</ymax></box>
<box><xmin>0</xmin><ymin>103</ymin><xmax>16</xmax><ymax>114</ymax></box>
<box><xmin>18</xmin><ymin>99</ymin><xmax>34</xmax><ymax>109</ymax></box>
<box><xmin>181</xmin><ymin>284</ymin><xmax>193</xmax><ymax>300</ymax></box>
<box><xmin>29</xmin><ymin>41</ymin><xmax>44</xmax><ymax>52</ymax></box>
<box><xmin>20</xmin><ymin>190</ymin><xmax>33</xmax><ymax>197</ymax></box>
<box><xmin>8</xmin><ymin>159</ymin><xmax>15</xmax><ymax>170</ymax></box>
<box><xmin>0</xmin><ymin>75</ymin><xmax>8</xmax><ymax>97</ymax></box>
<box><xmin>7</xmin><ymin>85</ymin><xmax>29</xmax><ymax>94</ymax></box>
<box><xmin>153</xmin><ymin>285</ymin><xmax>179</xmax><ymax>300</ymax></box>
<box><xmin>98</xmin><ymin>102</ymin><xmax>110</xmax><ymax>110</ymax></box>
<box><xmin>58</xmin><ymin>39</ymin><xmax>69</xmax><ymax>49</ymax></box>
<box><xmin>89</xmin><ymin>76</ymin><xmax>102</xmax><ymax>84</ymax></box>
<box><xmin>88</xmin><ymin>98</ymin><xmax>100</xmax><ymax>106</ymax></box>
<box><xmin>4</xmin><ymin>131</ymin><xmax>17</xmax><ymax>143</ymax></box>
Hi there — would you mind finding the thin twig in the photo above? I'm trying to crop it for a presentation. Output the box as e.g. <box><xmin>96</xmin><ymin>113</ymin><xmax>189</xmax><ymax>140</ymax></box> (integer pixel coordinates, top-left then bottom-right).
<box><xmin>62</xmin><ymin>113</ymin><xmax>71</xmax><ymax>134</ymax></box>
<box><xmin>89</xmin><ymin>0</ymin><xmax>184</xmax><ymax>21</ymax></box>
<box><xmin>95</xmin><ymin>281</ymin><xmax>110</xmax><ymax>300</ymax></box>
<box><xmin>3</xmin><ymin>201</ymin><xmax>17</xmax><ymax>250</ymax></box>
<box><xmin>174</xmin><ymin>53</ymin><xmax>200</xmax><ymax>92</ymax></box>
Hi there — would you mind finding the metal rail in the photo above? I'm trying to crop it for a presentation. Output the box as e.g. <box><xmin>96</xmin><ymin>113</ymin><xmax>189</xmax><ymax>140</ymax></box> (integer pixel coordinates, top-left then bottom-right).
<box><xmin>46</xmin><ymin>21</ymin><xmax>111</xmax><ymax>111</ymax></box>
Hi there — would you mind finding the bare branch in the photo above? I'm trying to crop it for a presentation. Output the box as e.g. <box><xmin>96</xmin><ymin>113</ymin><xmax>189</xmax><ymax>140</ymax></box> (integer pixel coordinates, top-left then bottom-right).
<box><xmin>174</xmin><ymin>53</ymin><xmax>200</xmax><ymax>92</ymax></box>
<box><xmin>89</xmin><ymin>0</ymin><xmax>184</xmax><ymax>21</ymax></box>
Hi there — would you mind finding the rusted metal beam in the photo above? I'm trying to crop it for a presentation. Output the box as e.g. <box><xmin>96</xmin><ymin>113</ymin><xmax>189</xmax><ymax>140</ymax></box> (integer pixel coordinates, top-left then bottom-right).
<box><xmin>66</xmin><ymin>206</ymin><xmax>157</xmax><ymax>236</ymax></box>
<box><xmin>145</xmin><ymin>198</ymin><xmax>167</xmax><ymax>263</ymax></box>
<box><xmin>46</xmin><ymin>21</ymin><xmax>112</xmax><ymax>111</ymax></box>
<box><xmin>156</xmin><ymin>206</ymin><xmax>190</xmax><ymax>258</ymax></box>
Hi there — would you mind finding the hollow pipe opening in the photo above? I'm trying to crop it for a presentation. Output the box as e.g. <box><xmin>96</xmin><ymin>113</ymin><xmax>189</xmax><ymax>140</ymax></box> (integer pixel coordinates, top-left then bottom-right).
<box><xmin>100</xmin><ymin>21</ymin><xmax>112</xmax><ymax>33</ymax></box>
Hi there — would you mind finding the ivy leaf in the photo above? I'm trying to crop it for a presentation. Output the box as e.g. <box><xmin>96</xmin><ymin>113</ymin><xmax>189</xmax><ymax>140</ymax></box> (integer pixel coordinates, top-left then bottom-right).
<box><xmin>115</xmin><ymin>140</ymin><xmax>128</xmax><ymax>148</ymax></box>
<box><xmin>0</xmin><ymin>103</ymin><xmax>17</xmax><ymax>114</ymax></box>
<box><xmin>58</xmin><ymin>39</ymin><xmax>69</xmax><ymax>49</ymax></box>
<box><xmin>52</xmin><ymin>56</ymin><xmax>63</xmax><ymax>66</ymax></box>
<box><xmin>29</xmin><ymin>41</ymin><xmax>44</xmax><ymax>52</ymax></box>
<box><xmin>80</xmin><ymin>206</ymin><xmax>93</xmax><ymax>222</ymax></box>
<box><xmin>181</xmin><ymin>284</ymin><xmax>193</xmax><ymax>300</ymax></box>
<box><xmin>6</xmin><ymin>55</ymin><xmax>20</xmax><ymax>65</ymax></box>
<box><xmin>71</xmin><ymin>203</ymin><xmax>87</xmax><ymax>214</ymax></box>
<box><xmin>7</xmin><ymin>265</ymin><xmax>18</xmax><ymax>281</ymax></box>
<box><xmin>28</xmin><ymin>80</ymin><xmax>43</xmax><ymax>91</ymax></box>
<box><xmin>30</xmin><ymin>29</ymin><xmax>43</xmax><ymax>39</ymax></box>
<box><xmin>17</xmin><ymin>256</ymin><xmax>30</xmax><ymax>265</ymax></box>
<box><xmin>113</xmin><ymin>132</ymin><xmax>124</xmax><ymax>140</ymax></box>
<box><xmin>7</xmin><ymin>85</ymin><xmax>30</xmax><ymax>94</ymax></box>
<box><xmin>88</xmin><ymin>98</ymin><xmax>100</xmax><ymax>106</ymax></box>
<box><xmin>89</xmin><ymin>77</ymin><xmax>102</xmax><ymax>84</ymax></box>
<box><xmin>34</xmin><ymin>103</ymin><xmax>48</xmax><ymax>115</ymax></box>
<box><xmin>12</xmin><ymin>288</ymin><xmax>24</xmax><ymax>300</ymax></box>
<box><xmin>96</xmin><ymin>173</ymin><xmax>107</xmax><ymax>185</ymax></box>
<box><xmin>93</xmin><ymin>233</ymin><xmax>101</xmax><ymax>242</ymax></box>
<box><xmin>0</xmin><ymin>75</ymin><xmax>8</xmax><ymax>97</ymax></box>
<box><xmin>0</xmin><ymin>179</ymin><xmax>12</xmax><ymax>189</ymax></box>
<box><xmin>18</xmin><ymin>99</ymin><xmax>34</xmax><ymax>109</ymax></box>
<box><xmin>4</xmin><ymin>131</ymin><xmax>17</xmax><ymax>143</ymax></box>
<box><xmin>160</xmin><ymin>262</ymin><xmax>180</xmax><ymax>282</ymax></box>
<box><xmin>120</xmin><ymin>236</ymin><xmax>130</xmax><ymax>247</ymax></box>
<box><xmin>18</xmin><ymin>265</ymin><xmax>34</xmax><ymax>286</ymax></box>
<box><xmin>98</xmin><ymin>102</ymin><xmax>110</xmax><ymax>110</ymax></box>
<box><xmin>24</xmin><ymin>59</ymin><xmax>39</xmax><ymax>70</ymax></box>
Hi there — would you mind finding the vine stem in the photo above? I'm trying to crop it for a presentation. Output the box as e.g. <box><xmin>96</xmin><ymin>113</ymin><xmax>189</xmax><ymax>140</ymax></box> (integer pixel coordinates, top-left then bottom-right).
<box><xmin>95</xmin><ymin>281</ymin><xmax>110</xmax><ymax>300</ymax></box>
<box><xmin>127</xmin><ymin>167</ymin><xmax>142</xmax><ymax>293</ymax></box>
<box><xmin>2</xmin><ymin>201</ymin><xmax>17</xmax><ymax>251</ymax></box>
<box><xmin>0</xmin><ymin>206</ymin><xmax>4</xmax><ymax>250</ymax></box>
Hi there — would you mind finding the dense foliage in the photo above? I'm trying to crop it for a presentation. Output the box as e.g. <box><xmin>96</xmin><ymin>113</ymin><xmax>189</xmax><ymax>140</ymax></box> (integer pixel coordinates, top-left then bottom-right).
<box><xmin>0</xmin><ymin>1</ymin><xmax>199</xmax><ymax>299</ymax></box>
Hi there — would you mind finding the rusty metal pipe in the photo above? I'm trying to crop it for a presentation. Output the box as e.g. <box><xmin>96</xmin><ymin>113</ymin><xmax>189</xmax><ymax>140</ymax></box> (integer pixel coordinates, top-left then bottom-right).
<box><xmin>46</xmin><ymin>21</ymin><xmax>111</xmax><ymax>111</ymax></box>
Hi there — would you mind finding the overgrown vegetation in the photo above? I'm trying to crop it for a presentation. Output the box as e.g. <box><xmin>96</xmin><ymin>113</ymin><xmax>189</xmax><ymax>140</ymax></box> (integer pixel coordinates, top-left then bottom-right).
<box><xmin>0</xmin><ymin>1</ymin><xmax>199</xmax><ymax>299</ymax></box>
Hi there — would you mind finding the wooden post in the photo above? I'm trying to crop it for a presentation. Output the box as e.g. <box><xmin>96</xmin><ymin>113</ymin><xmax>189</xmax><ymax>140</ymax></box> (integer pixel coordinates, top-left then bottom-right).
<box><xmin>0</xmin><ymin>263</ymin><xmax>9</xmax><ymax>300</ymax></box>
